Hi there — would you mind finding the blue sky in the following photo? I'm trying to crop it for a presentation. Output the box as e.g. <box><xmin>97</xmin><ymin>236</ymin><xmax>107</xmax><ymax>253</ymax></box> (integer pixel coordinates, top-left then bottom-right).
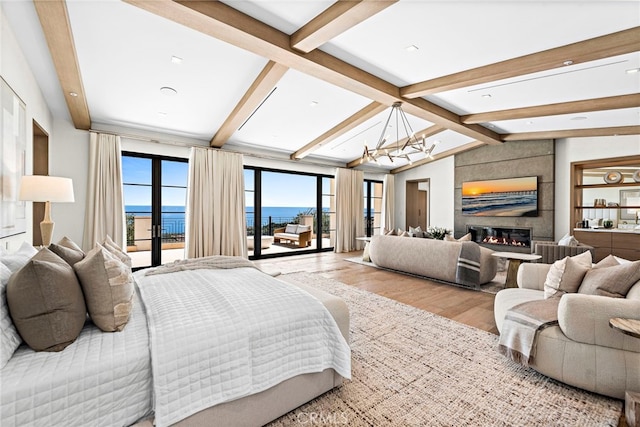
<box><xmin>123</xmin><ymin>156</ymin><xmax>320</xmax><ymax>207</ymax></box>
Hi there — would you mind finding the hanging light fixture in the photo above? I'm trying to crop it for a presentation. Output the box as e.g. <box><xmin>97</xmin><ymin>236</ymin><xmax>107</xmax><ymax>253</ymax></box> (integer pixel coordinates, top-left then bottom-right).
<box><xmin>360</xmin><ymin>102</ymin><xmax>439</xmax><ymax>165</ymax></box>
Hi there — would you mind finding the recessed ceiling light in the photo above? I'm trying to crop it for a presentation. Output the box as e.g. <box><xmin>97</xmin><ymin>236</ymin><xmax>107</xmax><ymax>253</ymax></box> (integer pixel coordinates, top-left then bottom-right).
<box><xmin>405</xmin><ymin>45</ymin><xmax>419</xmax><ymax>52</ymax></box>
<box><xmin>69</xmin><ymin>92</ymin><xmax>78</xmax><ymax>97</ymax></box>
<box><xmin>571</xmin><ymin>116</ymin><xmax>588</xmax><ymax>121</ymax></box>
<box><xmin>160</xmin><ymin>86</ymin><xmax>177</xmax><ymax>97</ymax></box>
<box><xmin>526</xmin><ymin>121</ymin><xmax>534</xmax><ymax>125</ymax></box>
<box><xmin>563</xmin><ymin>60</ymin><xmax>574</xmax><ymax>66</ymax></box>
<box><xmin>481</xmin><ymin>94</ymin><xmax>492</xmax><ymax>99</ymax></box>
<box><xmin>309</xmin><ymin>101</ymin><xmax>319</xmax><ymax>107</ymax></box>
<box><xmin>171</xmin><ymin>56</ymin><xmax>183</xmax><ymax>64</ymax></box>
<box><xmin>158</xmin><ymin>111</ymin><xmax>167</xmax><ymax>117</ymax></box>
<box><xmin>626</xmin><ymin>68</ymin><xmax>640</xmax><ymax>74</ymax></box>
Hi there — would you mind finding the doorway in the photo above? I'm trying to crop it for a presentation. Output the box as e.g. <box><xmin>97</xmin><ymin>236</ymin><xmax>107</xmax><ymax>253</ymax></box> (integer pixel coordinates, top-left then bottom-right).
<box><xmin>406</xmin><ymin>179</ymin><xmax>429</xmax><ymax>230</ymax></box>
<box><xmin>32</xmin><ymin>121</ymin><xmax>48</xmax><ymax>246</ymax></box>
<box><xmin>122</xmin><ymin>152</ymin><xmax>188</xmax><ymax>268</ymax></box>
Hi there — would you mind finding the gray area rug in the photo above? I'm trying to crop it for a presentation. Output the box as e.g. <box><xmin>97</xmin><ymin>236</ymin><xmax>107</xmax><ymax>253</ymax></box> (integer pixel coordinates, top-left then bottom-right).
<box><xmin>270</xmin><ymin>272</ymin><xmax>622</xmax><ymax>427</ymax></box>
<box><xmin>344</xmin><ymin>256</ymin><xmax>506</xmax><ymax>295</ymax></box>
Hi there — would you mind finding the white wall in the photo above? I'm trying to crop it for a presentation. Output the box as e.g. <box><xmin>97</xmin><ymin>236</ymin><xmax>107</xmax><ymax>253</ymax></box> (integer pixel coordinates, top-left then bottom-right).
<box><xmin>0</xmin><ymin>9</ymin><xmax>53</xmax><ymax>251</ymax></box>
<box><xmin>393</xmin><ymin>156</ymin><xmax>455</xmax><ymax>232</ymax></box>
<box><xmin>554</xmin><ymin>135</ymin><xmax>640</xmax><ymax>240</ymax></box>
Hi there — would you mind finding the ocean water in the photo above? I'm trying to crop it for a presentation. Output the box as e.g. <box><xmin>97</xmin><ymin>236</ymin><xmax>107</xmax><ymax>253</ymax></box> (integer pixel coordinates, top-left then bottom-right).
<box><xmin>461</xmin><ymin>193</ymin><xmax>537</xmax><ymax>216</ymax></box>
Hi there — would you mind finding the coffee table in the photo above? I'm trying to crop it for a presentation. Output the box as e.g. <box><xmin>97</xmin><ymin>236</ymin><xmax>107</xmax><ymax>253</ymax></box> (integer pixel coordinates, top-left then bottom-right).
<box><xmin>609</xmin><ymin>318</ymin><xmax>640</xmax><ymax>427</ymax></box>
<box><xmin>491</xmin><ymin>251</ymin><xmax>542</xmax><ymax>288</ymax></box>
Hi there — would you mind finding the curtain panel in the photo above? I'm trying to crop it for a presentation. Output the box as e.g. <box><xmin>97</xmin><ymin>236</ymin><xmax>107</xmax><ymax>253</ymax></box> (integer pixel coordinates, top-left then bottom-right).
<box><xmin>186</xmin><ymin>147</ymin><xmax>247</xmax><ymax>259</ymax></box>
<box><xmin>82</xmin><ymin>132</ymin><xmax>125</xmax><ymax>251</ymax></box>
<box><xmin>381</xmin><ymin>174</ymin><xmax>395</xmax><ymax>234</ymax></box>
<box><xmin>334</xmin><ymin>168</ymin><xmax>364</xmax><ymax>253</ymax></box>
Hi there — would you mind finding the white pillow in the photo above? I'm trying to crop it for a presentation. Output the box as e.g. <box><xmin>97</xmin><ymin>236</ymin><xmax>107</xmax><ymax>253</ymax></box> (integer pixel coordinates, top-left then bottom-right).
<box><xmin>543</xmin><ymin>250</ymin><xmax>592</xmax><ymax>299</ymax></box>
<box><xmin>296</xmin><ymin>225</ymin><xmax>311</xmax><ymax>233</ymax></box>
<box><xmin>557</xmin><ymin>233</ymin><xmax>578</xmax><ymax>247</ymax></box>
<box><xmin>1</xmin><ymin>262</ymin><xmax>21</xmax><ymax>368</ymax></box>
<box><xmin>1</xmin><ymin>241</ymin><xmax>38</xmax><ymax>273</ymax></box>
<box><xmin>284</xmin><ymin>224</ymin><xmax>297</xmax><ymax>233</ymax></box>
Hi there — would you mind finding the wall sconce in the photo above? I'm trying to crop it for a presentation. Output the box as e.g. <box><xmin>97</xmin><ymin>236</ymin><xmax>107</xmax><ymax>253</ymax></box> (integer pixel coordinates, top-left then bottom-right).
<box><xmin>19</xmin><ymin>176</ymin><xmax>75</xmax><ymax>246</ymax></box>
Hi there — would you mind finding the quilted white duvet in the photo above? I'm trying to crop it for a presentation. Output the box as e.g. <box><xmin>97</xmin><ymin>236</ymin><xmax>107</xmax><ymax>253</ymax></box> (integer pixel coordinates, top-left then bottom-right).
<box><xmin>136</xmin><ymin>266</ymin><xmax>351</xmax><ymax>427</ymax></box>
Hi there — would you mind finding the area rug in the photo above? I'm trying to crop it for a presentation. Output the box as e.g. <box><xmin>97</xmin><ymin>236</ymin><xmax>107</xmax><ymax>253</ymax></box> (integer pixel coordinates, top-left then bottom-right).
<box><xmin>269</xmin><ymin>272</ymin><xmax>623</xmax><ymax>427</ymax></box>
<box><xmin>344</xmin><ymin>256</ymin><xmax>506</xmax><ymax>295</ymax></box>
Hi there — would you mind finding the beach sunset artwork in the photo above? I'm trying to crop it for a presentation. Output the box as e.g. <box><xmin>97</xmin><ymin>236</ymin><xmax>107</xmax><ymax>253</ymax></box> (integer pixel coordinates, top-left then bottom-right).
<box><xmin>462</xmin><ymin>176</ymin><xmax>538</xmax><ymax>217</ymax></box>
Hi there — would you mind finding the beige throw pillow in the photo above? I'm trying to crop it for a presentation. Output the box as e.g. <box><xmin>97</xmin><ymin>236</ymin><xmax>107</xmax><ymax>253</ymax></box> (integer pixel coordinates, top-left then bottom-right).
<box><xmin>49</xmin><ymin>236</ymin><xmax>85</xmax><ymax>266</ymax></box>
<box><xmin>543</xmin><ymin>250</ymin><xmax>592</xmax><ymax>299</ymax></box>
<box><xmin>578</xmin><ymin>260</ymin><xmax>640</xmax><ymax>298</ymax></box>
<box><xmin>74</xmin><ymin>245</ymin><xmax>134</xmax><ymax>332</ymax></box>
<box><xmin>6</xmin><ymin>248</ymin><xmax>86</xmax><ymax>352</ymax></box>
<box><xmin>103</xmin><ymin>235</ymin><xmax>132</xmax><ymax>268</ymax></box>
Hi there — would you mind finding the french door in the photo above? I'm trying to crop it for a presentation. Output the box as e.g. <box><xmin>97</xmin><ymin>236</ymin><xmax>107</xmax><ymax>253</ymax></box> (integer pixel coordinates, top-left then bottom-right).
<box><xmin>122</xmin><ymin>152</ymin><xmax>188</xmax><ymax>268</ymax></box>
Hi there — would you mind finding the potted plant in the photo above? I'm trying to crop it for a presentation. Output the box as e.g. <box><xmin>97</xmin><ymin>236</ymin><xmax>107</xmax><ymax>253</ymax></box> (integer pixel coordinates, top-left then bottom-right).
<box><xmin>427</xmin><ymin>226</ymin><xmax>449</xmax><ymax>240</ymax></box>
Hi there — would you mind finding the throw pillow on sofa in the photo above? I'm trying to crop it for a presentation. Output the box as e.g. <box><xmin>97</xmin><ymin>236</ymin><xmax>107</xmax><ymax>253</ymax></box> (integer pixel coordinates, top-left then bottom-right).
<box><xmin>557</xmin><ymin>233</ymin><xmax>579</xmax><ymax>247</ymax></box>
<box><xmin>543</xmin><ymin>250</ymin><xmax>592</xmax><ymax>299</ymax></box>
<box><xmin>6</xmin><ymin>248</ymin><xmax>87</xmax><ymax>352</ymax></box>
<box><xmin>578</xmin><ymin>260</ymin><xmax>640</xmax><ymax>298</ymax></box>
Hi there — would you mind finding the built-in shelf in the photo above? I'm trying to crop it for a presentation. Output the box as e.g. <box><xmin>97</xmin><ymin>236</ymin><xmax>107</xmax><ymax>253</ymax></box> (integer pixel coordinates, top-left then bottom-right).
<box><xmin>575</xmin><ymin>182</ymin><xmax>640</xmax><ymax>189</ymax></box>
<box><xmin>574</xmin><ymin>205</ymin><xmax>640</xmax><ymax>209</ymax></box>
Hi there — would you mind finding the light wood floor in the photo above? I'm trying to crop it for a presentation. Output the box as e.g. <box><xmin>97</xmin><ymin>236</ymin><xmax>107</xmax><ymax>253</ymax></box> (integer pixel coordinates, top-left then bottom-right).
<box><xmin>254</xmin><ymin>251</ymin><xmax>499</xmax><ymax>334</ymax></box>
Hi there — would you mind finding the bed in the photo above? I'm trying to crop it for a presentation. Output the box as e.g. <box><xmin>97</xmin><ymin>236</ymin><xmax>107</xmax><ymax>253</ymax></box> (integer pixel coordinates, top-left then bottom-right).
<box><xmin>0</xmin><ymin>253</ymin><xmax>351</xmax><ymax>427</ymax></box>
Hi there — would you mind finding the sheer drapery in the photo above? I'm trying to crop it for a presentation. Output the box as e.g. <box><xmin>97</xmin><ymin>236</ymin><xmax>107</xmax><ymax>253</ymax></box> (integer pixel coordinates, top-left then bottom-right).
<box><xmin>381</xmin><ymin>174</ymin><xmax>395</xmax><ymax>234</ymax></box>
<box><xmin>334</xmin><ymin>168</ymin><xmax>364</xmax><ymax>253</ymax></box>
<box><xmin>82</xmin><ymin>132</ymin><xmax>125</xmax><ymax>251</ymax></box>
<box><xmin>186</xmin><ymin>147</ymin><xmax>247</xmax><ymax>259</ymax></box>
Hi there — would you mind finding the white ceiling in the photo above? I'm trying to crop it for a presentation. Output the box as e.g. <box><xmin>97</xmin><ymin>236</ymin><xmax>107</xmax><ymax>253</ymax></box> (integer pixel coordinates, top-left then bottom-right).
<box><xmin>2</xmin><ymin>0</ymin><xmax>639</xmax><ymax>171</ymax></box>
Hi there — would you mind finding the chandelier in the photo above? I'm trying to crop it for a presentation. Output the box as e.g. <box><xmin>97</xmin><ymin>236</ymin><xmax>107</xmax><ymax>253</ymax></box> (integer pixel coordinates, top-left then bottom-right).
<box><xmin>360</xmin><ymin>102</ymin><xmax>439</xmax><ymax>165</ymax></box>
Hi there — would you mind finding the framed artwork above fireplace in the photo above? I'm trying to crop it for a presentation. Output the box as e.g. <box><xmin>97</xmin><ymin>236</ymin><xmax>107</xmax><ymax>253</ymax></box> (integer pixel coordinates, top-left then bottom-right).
<box><xmin>461</xmin><ymin>176</ymin><xmax>538</xmax><ymax>217</ymax></box>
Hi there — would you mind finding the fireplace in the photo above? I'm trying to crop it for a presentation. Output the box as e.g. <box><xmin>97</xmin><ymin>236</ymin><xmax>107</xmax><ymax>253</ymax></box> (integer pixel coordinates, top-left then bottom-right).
<box><xmin>467</xmin><ymin>226</ymin><xmax>532</xmax><ymax>251</ymax></box>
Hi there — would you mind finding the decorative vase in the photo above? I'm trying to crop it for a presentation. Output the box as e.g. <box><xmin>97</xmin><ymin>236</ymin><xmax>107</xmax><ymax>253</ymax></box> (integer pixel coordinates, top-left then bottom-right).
<box><xmin>603</xmin><ymin>220</ymin><xmax>613</xmax><ymax>229</ymax></box>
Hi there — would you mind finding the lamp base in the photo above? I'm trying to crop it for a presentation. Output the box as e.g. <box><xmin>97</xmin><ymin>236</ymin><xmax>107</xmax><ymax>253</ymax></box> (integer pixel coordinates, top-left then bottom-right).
<box><xmin>40</xmin><ymin>220</ymin><xmax>54</xmax><ymax>247</ymax></box>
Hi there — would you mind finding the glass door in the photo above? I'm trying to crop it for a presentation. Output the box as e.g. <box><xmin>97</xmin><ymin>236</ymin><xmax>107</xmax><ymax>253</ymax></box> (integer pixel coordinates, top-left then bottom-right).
<box><xmin>122</xmin><ymin>153</ymin><xmax>188</xmax><ymax>268</ymax></box>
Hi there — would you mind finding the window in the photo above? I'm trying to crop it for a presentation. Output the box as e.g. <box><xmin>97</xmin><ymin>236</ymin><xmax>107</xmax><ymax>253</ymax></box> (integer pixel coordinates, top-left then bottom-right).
<box><xmin>122</xmin><ymin>153</ymin><xmax>188</xmax><ymax>268</ymax></box>
<box><xmin>364</xmin><ymin>180</ymin><xmax>383</xmax><ymax>237</ymax></box>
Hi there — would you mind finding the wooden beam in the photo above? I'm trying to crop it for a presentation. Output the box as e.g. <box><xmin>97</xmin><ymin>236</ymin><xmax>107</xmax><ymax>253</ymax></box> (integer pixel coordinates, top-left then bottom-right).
<box><xmin>124</xmin><ymin>0</ymin><xmax>503</xmax><ymax>146</ymax></box>
<box><xmin>462</xmin><ymin>94</ymin><xmax>640</xmax><ymax>124</ymax></box>
<box><xmin>401</xmin><ymin>26</ymin><xmax>640</xmax><ymax>98</ymax></box>
<box><xmin>291</xmin><ymin>102</ymin><xmax>387</xmax><ymax>160</ymax></box>
<box><xmin>390</xmin><ymin>141</ymin><xmax>487</xmax><ymax>174</ymax></box>
<box><xmin>346</xmin><ymin>124</ymin><xmax>445</xmax><ymax>168</ymax></box>
<box><xmin>33</xmin><ymin>0</ymin><xmax>91</xmax><ymax>130</ymax></box>
<box><xmin>291</xmin><ymin>0</ymin><xmax>397</xmax><ymax>53</ymax></box>
<box><xmin>501</xmin><ymin>125</ymin><xmax>640</xmax><ymax>141</ymax></box>
<box><xmin>210</xmin><ymin>61</ymin><xmax>288</xmax><ymax>147</ymax></box>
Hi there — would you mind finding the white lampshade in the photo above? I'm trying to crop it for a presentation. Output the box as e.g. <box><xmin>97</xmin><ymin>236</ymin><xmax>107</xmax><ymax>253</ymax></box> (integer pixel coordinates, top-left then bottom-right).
<box><xmin>19</xmin><ymin>176</ymin><xmax>75</xmax><ymax>203</ymax></box>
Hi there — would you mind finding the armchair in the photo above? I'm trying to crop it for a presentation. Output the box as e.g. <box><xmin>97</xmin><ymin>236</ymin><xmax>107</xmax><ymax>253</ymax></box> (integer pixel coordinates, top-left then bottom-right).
<box><xmin>494</xmin><ymin>262</ymin><xmax>640</xmax><ymax>399</ymax></box>
<box><xmin>530</xmin><ymin>240</ymin><xmax>594</xmax><ymax>264</ymax></box>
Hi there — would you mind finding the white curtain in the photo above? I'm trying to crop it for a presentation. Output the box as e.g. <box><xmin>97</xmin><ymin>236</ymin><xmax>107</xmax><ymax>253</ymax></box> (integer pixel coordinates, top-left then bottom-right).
<box><xmin>186</xmin><ymin>147</ymin><xmax>247</xmax><ymax>259</ymax></box>
<box><xmin>381</xmin><ymin>174</ymin><xmax>395</xmax><ymax>234</ymax></box>
<box><xmin>334</xmin><ymin>168</ymin><xmax>364</xmax><ymax>253</ymax></box>
<box><xmin>82</xmin><ymin>132</ymin><xmax>125</xmax><ymax>251</ymax></box>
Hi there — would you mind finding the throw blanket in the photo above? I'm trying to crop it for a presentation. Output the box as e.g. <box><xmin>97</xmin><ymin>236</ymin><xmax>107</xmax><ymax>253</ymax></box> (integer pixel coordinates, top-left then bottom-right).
<box><xmin>135</xmin><ymin>264</ymin><xmax>351</xmax><ymax>427</ymax></box>
<box><xmin>144</xmin><ymin>255</ymin><xmax>257</xmax><ymax>276</ymax></box>
<box><xmin>498</xmin><ymin>298</ymin><xmax>560</xmax><ymax>367</ymax></box>
<box><xmin>456</xmin><ymin>241</ymin><xmax>481</xmax><ymax>288</ymax></box>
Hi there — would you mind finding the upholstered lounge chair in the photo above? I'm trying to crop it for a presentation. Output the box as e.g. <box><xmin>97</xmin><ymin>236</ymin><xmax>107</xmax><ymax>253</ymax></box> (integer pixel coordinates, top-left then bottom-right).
<box><xmin>530</xmin><ymin>240</ymin><xmax>594</xmax><ymax>264</ymax></box>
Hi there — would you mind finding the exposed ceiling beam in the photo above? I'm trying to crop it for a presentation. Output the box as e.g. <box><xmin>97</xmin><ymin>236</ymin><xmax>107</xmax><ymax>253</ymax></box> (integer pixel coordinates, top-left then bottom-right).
<box><xmin>346</xmin><ymin>124</ymin><xmax>445</xmax><ymax>168</ymax></box>
<box><xmin>390</xmin><ymin>141</ymin><xmax>487</xmax><ymax>174</ymax></box>
<box><xmin>401</xmin><ymin>26</ymin><xmax>640</xmax><ymax>98</ymax></box>
<box><xmin>124</xmin><ymin>0</ymin><xmax>503</xmax><ymax>146</ymax></box>
<box><xmin>33</xmin><ymin>0</ymin><xmax>91</xmax><ymax>130</ymax></box>
<box><xmin>291</xmin><ymin>102</ymin><xmax>387</xmax><ymax>160</ymax></box>
<box><xmin>501</xmin><ymin>125</ymin><xmax>640</xmax><ymax>141</ymax></box>
<box><xmin>462</xmin><ymin>94</ymin><xmax>640</xmax><ymax>124</ymax></box>
<box><xmin>291</xmin><ymin>0</ymin><xmax>397</xmax><ymax>53</ymax></box>
<box><xmin>210</xmin><ymin>61</ymin><xmax>288</xmax><ymax>147</ymax></box>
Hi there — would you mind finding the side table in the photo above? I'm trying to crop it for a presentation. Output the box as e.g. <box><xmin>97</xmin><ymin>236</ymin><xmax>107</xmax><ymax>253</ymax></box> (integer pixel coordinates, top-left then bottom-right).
<box><xmin>610</xmin><ymin>318</ymin><xmax>640</xmax><ymax>427</ymax></box>
<box><xmin>491</xmin><ymin>252</ymin><xmax>541</xmax><ymax>288</ymax></box>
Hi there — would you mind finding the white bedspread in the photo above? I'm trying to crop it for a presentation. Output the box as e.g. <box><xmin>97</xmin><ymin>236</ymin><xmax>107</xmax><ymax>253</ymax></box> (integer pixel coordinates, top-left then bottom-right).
<box><xmin>135</xmin><ymin>266</ymin><xmax>351</xmax><ymax>427</ymax></box>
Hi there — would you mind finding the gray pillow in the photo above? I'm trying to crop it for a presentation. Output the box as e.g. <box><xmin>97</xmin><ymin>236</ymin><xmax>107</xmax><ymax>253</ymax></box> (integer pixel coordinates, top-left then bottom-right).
<box><xmin>6</xmin><ymin>248</ymin><xmax>86</xmax><ymax>352</ymax></box>
<box><xmin>49</xmin><ymin>236</ymin><xmax>85</xmax><ymax>266</ymax></box>
<box><xmin>578</xmin><ymin>260</ymin><xmax>640</xmax><ymax>298</ymax></box>
<box><xmin>74</xmin><ymin>245</ymin><xmax>134</xmax><ymax>332</ymax></box>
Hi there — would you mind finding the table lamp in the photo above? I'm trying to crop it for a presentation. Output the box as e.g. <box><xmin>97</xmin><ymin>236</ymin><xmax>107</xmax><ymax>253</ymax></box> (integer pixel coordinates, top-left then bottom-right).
<box><xmin>19</xmin><ymin>175</ymin><xmax>75</xmax><ymax>246</ymax></box>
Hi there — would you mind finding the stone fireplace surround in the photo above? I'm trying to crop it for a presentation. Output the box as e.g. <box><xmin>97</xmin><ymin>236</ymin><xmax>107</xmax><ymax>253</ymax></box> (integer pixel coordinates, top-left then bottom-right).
<box><xmin>453</xmin><ymin>140</ymin><xmax>555</xmax><ymax>249</ymax></box>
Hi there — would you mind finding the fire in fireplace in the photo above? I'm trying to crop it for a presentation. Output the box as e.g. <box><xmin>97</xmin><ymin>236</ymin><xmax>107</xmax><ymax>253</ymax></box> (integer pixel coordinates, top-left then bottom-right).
<box><xmin>467</xmin><ymin>226</ymin><xmax>532</xmax><ymax>248</ymax></box>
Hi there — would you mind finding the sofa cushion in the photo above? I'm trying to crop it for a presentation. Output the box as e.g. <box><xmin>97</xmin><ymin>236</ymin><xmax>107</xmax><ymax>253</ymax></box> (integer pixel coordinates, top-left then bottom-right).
<box><xmin>445</xmin><ymin>233</ymin><xmax>472</xmax><ymax>242</ymax></box>
<box><xmin>578</xmin><ymin>260</ymin><xmax>640</xmax><ymax>298</ymax></box>
<box><xmin>74</xmin><ymin>245</ymin><xmax>135</xmax><ymax>332</ymax></box>
<box><xmin>284</xmin><ymin>224</ymin><xmax>297</xmax><ymax>233</ymax></box>
<box><xmin>543</xmin><ymin>251</ymin><xmax>592</xmax><ymax>298</ymax></box>
<box><xmin>6</xmin><ymin>248</ymin><xmax>86</xmax><ymax>352</ymax></box>
<box><xmin>296</xmin><ymin>225</ymin><xmax>311</xmax><ymax>233</ymax></box>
